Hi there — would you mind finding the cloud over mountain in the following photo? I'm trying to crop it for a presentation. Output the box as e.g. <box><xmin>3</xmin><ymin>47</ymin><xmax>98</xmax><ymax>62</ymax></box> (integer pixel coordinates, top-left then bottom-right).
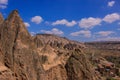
<box><xmin>70</xmin><ymin>30</ymin><xmax>91</xmax><ymax>38</ymax></box>
<box><xmin>103</xmin><ymin>13</ymin><xmax>120</xmax><ymax>23</ymax></box>
<box><xmin>108</xmin><ymin>1</ymin><xmax>115</xmax><ymax>7</ymax></box>
<box><xmin>0</xmin><ymin>0</ymin><xmax>8</xmax><ymax>9</ymax></box>
<box><xmin>41</xmin><ymin>28</ymin><xmax>64</xmax><ymax>35</ymax></box>
<box><xmin>31</xmin><ymin>16</ymin><xmax>43</xmax><ymax>24</ymax></box>
<box><xmin>79</xmin><ymin>17</ymin><xmax>102</xmax><ymax>29</ymax></box>
<box><xmin>52</xmin><ymin>19</ymin><xmax>77</xmax><ymax>27</ymax></box>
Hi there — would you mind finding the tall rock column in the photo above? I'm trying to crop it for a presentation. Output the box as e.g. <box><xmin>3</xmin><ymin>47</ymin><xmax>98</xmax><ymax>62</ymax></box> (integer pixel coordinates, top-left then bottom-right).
<box><xmin>0</xmin><ymin>10</ymin><xmax>44</xmax><ymax>80</ymax></box>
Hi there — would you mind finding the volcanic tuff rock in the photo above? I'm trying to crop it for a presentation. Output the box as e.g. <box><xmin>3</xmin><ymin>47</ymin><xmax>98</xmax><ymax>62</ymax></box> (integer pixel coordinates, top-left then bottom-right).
<box><xmin>66</xmin><ymin>49</ymin><xmax>102</xmax><ymax>80</ymax></box>
<box><xmin>84</xmin><ymin>42</ymin><xmax>120</xmax><ymax>80</ymax></box>
<box><xmin>0</xmin><ymin>10</ymin><xmax>44</xmax><ymax>80</ymax></box>
<box><xmin>0</xmin><ymin>13</ymin><xmax>4</xmax><ymax>24</ymax></box>
<box><xmin>0</xmin><ymin>10</ymin><xmax>99</xmax><ymax>80</ymax></box>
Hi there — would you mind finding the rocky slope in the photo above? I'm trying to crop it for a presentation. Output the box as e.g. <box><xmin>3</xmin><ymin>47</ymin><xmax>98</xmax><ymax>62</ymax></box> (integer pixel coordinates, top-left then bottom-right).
<box><xmin>84</xmin><ymin>42</ymin><xmax>120</xmax><ymax>80</ymax></box>
<box><xmin>0</xmin><ymin>10</ymin><xmax>44</xmax><ymax>80</ymax></box>
<box><xmin>0</xmin><ymin>10</ymin><xmax>99</xmax><ymax>80</ymax></box>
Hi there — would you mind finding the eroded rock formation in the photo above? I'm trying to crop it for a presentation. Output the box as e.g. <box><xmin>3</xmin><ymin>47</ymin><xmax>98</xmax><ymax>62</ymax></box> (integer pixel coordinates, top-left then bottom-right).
<box><xmin>0</xmin><ymin>10</ymin><xmax>99</xmax><ymax>80</ymax></box>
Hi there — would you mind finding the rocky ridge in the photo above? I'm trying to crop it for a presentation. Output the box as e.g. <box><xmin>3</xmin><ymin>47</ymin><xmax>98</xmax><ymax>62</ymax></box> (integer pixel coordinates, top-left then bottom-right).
<box><xmin>0</xmin><ymin>10</ymin><xmax>99</xmax><ymax>80</ymax></box>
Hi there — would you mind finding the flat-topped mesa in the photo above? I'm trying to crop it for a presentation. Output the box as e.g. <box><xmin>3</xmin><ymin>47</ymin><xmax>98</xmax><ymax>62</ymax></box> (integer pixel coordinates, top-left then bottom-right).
<box><xmin>0</xmin><ymin>13</ymin><xmax>4</xmax><ymax>24</ymax></box>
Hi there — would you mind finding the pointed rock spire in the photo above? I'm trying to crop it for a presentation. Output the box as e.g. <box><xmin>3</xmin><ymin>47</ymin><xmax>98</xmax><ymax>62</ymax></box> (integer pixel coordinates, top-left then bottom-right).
<box><xmin>7</xmin><ymin>10</ymin><xmax>22</xmax><ymax>23</ymax></box>
<box><xmin>6</xmin><ymin>10</ymin><xmax>30</xmax><ymax>37</ymax></box>
<box><xmin>0</xmin><ymin>13</ymin><xmax>4</xmax><ymax>24</ymax></box>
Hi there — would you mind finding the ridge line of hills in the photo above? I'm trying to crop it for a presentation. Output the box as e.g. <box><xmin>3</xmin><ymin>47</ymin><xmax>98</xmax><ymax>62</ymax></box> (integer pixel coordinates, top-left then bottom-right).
<box><xmin>0</xmin><ymin>10</ymin><xmax>120</xmax><ymax>80</ymax></box>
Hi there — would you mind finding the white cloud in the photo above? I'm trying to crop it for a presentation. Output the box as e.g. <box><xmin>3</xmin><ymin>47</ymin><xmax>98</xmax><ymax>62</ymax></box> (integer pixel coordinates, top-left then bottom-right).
<box><xmin>103</xmin><ymin>13</ymin><xmax>120</xmax><ymax>23</ymax></box>
<box><xmin>0</xmin><ymin>0</ymin><xmax>8</xmax><ymax>4</ymax></box>
<box><xmin>79</xmin><ymin>17</ymin><xmax>102</xmax><ymax>29</ymax></box>
<box><xmin>0</xmin><ymin>0</ymin><xmax>8</xmax><ymax>9</ymax></box>
<box><xmin>41</xmin><ymin>28</ymin><xmax>64</xmax><ymax>35</ymax></box>
<box><xmin>52</xmin><ymin>19</ymin><xmax>77</xmax><ymax>27</ymax></box>
<box><xmin>24</xmin><ymin>22</ymin><xmax>30</xmax><ymax>27</ymax></box>
<box><xmin>96</xmin><ymin>37</ymin><xmax>120</xmax><ymax>41</ymax></box>
<box><xmin>108</xmin><ymin>1</ymin><xmax>115</xmax><ymax>7</ymax></box>
<box><xmin>70</xmin><ymin>30</ymin><xmax>91</xmax><ymax>38</ymax></box>
<box><xmin>31</xmin><ymin>16</ymin><xmax>43</xmax><ymax>24</ymax></box>
<box><xmin>96</xmin><ymin>31</ymin><xmax>114</xmax><ymax>37</ymax></box>
<box><xmin>30</xmin><ymin>32</ymin><xmax>36</xmax><ymax>36</ymax></box>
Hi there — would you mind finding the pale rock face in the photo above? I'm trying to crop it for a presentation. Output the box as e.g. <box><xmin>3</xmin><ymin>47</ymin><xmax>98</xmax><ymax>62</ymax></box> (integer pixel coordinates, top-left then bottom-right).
<box><xmin>0</xmin><ymin>62</ymin><xmax>14</xmax><ymax>80</ymax></box>
<box><xmin>0</xmin><ymin>10</ymin><xmax>99</xmax><ymax>80</ymax></box>
<box><xmin>65</xmin><ymin>49</ymin><xmax>100</xmax><ymax>80</ymax></box>
<box><xmin>0</xmin><ymin>10</ymin><xmax>44</xmax><ymax>80</ymax></box>
<box><xmin>0</xmin><ymin>13</ymin><xmax>4</xmax><ymax>24</ymax></box>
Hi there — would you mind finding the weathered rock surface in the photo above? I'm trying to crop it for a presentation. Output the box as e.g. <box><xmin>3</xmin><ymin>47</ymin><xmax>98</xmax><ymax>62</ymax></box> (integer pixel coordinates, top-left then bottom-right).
<box><xmin>0</xmin><ymin>10</ymin><xmax>44</xmax><ymax>80</ymax></box>
<box><xmin>65</xmin><ymin>49</ymin><xmax>100</xmax><ymax>80</ymax></box>
<box><xmin>0</xmin><ymin>62</ymin><xmax>14</xmax><ymax>80</ymax></box>
<box><xmin>0</xmin><ymin>10</ymin><xmax>99</xmax><ymax>80</ymax></box>
<box><xmin>43</xmin><ymin>65</ymin><xmax>68</xmax><ymax>80</ymax></box>
<box><xmin>0</xmin><ymin>13</ymin><xmax>4</xmax><ymax>24</ymax></box>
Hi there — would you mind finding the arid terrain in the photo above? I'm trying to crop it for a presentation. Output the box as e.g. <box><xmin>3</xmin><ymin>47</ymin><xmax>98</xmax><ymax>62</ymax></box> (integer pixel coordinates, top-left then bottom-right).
<box><xmin>85</xmin><ymin>42</ymin><xmax>120</xmax><ymax>80</ymax></box>
<box><xmin>0</xmin><ymin>10</ymin><xmax>120</xmax><ymax>80</ymax></box>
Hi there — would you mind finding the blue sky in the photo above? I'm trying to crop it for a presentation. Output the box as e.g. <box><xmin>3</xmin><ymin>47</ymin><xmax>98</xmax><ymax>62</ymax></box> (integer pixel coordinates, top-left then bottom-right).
<box><xmin>0</xmin><ymin>0</ymin><xmax>120</xmax><ymax>42</ymax></box>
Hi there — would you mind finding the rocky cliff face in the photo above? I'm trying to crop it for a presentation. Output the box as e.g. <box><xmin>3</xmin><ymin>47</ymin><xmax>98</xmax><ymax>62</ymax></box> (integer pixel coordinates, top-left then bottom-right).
<box><xmin>0</xmin><ymin>10</ymin><xmax>99</xmax><ymax>80</ymax></box>
<box><xmin>0</xmin><ymin>13</ymin><xmax>4</xmax><ymax>24</ymax></box>
<box><xmin>0</xmin><ymin>10</ymin><xmax>44</xmax><ymax>80</ymax></box>
<box><xmin>65</xmin><ymin>49</ymin><xmax>99</xmax><ymax>80</ymax></box>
